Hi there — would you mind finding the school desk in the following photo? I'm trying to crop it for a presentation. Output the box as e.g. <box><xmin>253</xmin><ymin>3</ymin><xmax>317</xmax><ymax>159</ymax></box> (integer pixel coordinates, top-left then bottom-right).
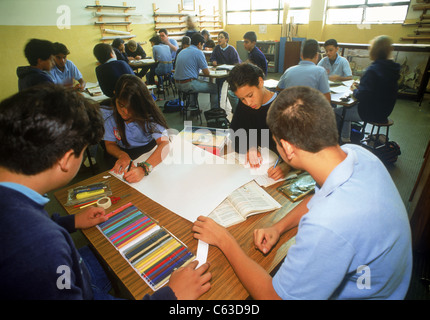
<box><xmin>54</xmin><ymin>169</ymin><xmax>300</xmax><ymax>300</ymax></box>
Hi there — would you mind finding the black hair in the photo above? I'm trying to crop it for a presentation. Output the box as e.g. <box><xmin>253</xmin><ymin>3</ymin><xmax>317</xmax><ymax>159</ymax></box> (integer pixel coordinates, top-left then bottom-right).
<box><xmin>227</xmin><ymin>62</ymin><xmax>264</xmax><ymax>92</ymax></box>
<box><xmin>159</xmin><ymin>28</ymin><xmax>168</xmax><ymax>35</ymax></box>
<box><xmin>112</xmin><ymin>38</ymin><xmax>125</xmax><ymax>49</ymax></box>
<box><xmin>324</xmin><ymin>39</ymin><xmax>338</xmax><ymax>48</ymax></box>
<box><xmin>243</xmin><ymin>31</ymin><xmax>257</xmax><ymax>43</ymax></box>
<box><xmin>266</xmin><ymin>86</ymin><xmax>338</xmax><ymax>153</ymax></box>
<box><xmin>191</xmin><ymin>33</ymin><xmax>205</xmax><ymax>46</ymax></box>
<box><xmin>302</xmin><ymin>39</ymin><xmax>320</xmax><ymax>59</ymax></box>
<box><xmin>205</xmin><ymin>40</ymin><xmax>215</xmax><ymax>49</ymax></box>
<box><xmin>24</xmin><ymin>39</ymin><xmax>54</xmax><ymax>66</ymax></box>
<box><xmin>181</xmin><ymin>36</ymin><xmax>191</xmax><ymax>46</ymax></box>
<box><xmin>52</xmin><ymin>42</ymin><xmax>70</xmax><ymax>55</ymax></box>
<box><xmin>0</xmin><ymin>84</ymin><xmax>104</xmax><ymax>175</ymax></box>
<box><xmin>93</xmin><ymin>43</ymin><xmax>114</xmax><ymax>64</ymax></box>
<box><xmin>218</xmin><ymin>31</ymin><xmax>229</xmax><ymax>41</ymax></box>
<box><xmin>150</xmin><ymin>35</ymin><xmax>162</xmax><ymax>45</ymax></box>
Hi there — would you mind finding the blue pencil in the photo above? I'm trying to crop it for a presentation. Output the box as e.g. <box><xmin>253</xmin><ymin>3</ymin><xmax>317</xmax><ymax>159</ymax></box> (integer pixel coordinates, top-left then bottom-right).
<box><xmin>273</xmin><ymin>156</ymin><xmax>281</xmax><ymax>168</ymax></box>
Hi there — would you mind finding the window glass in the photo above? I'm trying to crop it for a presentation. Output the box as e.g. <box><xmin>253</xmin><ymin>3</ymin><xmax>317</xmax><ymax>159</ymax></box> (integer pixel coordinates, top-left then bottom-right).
<box><xmin>326</xmin><ymin>8</ymin><xmax>364</xmax><ymax>24</ymax></box>
<box><xmin>226</xmin><ymin>12</ymin><xmax>251</xmax><ymax>25</ymax></box>
<box><xmin>251</xmin><ymin>11</ymin><xmax>279</xmax><ymax>24</ymax></box>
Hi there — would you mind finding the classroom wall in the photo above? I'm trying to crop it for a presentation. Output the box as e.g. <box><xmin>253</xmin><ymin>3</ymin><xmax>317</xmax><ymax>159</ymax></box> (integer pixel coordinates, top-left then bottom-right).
<box><xmin>0</xmin><ymin>0</ymin><xmax>219</xmax><ymax>101</ymax></box>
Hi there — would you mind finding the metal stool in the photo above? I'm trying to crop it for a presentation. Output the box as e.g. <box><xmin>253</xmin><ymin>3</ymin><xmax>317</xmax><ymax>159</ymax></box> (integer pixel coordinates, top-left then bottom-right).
<box><xmin>179</xmin><ymin>90</ymin><xmax>202</xmax><ymax>124</ymax></box>
<box><xmin>361</xmin><ymin>118</ymin><xmax>394</xmax><ymax>150</ymax></box>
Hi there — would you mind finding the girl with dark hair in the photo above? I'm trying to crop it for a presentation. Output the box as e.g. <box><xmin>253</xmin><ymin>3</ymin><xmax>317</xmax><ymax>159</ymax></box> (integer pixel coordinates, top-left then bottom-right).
<box><xmin>102</xmin><ymin>74</ymin><xmax>170</xmax><ymax>183</ymax></box>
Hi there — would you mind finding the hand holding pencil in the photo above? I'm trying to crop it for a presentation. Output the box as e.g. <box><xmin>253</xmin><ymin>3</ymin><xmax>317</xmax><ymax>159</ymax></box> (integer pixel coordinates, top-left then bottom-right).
<box><xmin>267</xmin><ymin>155</ymin><xmax>290</xmax><ymax>181</ymax></box>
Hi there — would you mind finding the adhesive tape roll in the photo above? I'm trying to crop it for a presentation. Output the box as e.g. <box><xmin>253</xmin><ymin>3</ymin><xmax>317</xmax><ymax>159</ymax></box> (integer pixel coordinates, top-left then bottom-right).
<box><xmin>96</xmin><ymin>196</ymin><xmax>112</xmax><ymax>209</ymax></box>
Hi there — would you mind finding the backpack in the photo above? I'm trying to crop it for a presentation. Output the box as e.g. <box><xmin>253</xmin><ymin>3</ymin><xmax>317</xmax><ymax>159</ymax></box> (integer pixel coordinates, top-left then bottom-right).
<box><xmin>204</xmin><ymin>108</ymin><xmax>230</xmax><ymax>129</ymax></box>
<box><xmin>163</xmin><ymin>99</ymin><xmax>183</xmax><ymax>113</ymax></box>
<box><xmin>361</xmin><ymin>135</ymin><xmax>401</xmax><ymax>164</ymax></box>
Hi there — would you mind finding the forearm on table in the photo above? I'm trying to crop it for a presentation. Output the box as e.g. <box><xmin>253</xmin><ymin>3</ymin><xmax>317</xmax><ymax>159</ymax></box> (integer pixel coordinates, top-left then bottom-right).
<box><xmin>144</xmin><ymin>139</ymin><xmax>169</xmax><ymax>167</ymax></box>
<box><xmin>105</xmin><ymin>141</ymin><xmax>130</xmax><ymax>160</ymax></box>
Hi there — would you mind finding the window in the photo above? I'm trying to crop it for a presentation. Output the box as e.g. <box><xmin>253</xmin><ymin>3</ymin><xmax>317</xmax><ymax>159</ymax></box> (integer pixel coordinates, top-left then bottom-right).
<box><xmin>326</xmin><ymin>0</ymin><xmax>410</xmax><ymax>24</ymax></box>
<box><xmin>225</xmin><ymin>0</ymin><xmax>311</xmax><ymax>25</ymax></box>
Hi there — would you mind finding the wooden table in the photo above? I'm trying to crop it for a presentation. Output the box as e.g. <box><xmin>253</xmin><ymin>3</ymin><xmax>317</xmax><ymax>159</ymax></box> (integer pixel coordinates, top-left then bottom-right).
<box><xmin>54</xmin><ymin>170</ymin><xmax>299</xmax><ymax>300</ymax></box>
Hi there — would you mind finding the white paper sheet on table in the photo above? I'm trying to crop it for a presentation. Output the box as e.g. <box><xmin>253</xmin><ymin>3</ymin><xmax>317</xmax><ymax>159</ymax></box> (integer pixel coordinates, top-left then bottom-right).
<box><xmin>112</xmin><ymin>135</ymin><xmax>254</xmax><ymax>223</ymax></box>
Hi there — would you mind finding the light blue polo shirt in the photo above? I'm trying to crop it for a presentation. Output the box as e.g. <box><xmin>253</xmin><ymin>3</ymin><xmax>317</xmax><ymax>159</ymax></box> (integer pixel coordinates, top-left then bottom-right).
<box><xmin>49</xmin><ymin>60</ymin><xmax>83</xmax><ymax>85</ymax></box>
<box><xmin>0</xmin><ymin>182</ymin><xmax>49</xmax><ymax>206</ymax></box>
<box><xmin>101</xmin><ymin>108</ymin><xmax>168</xmax><ymax>149</ymax></box>
<box><xmin>168</xmin><ymin>38</ymin><xmax>179</xmax><ymax>59</ymax></box>
<box><xmin>277</xmin><ymin>61</ymin><xmax>330</xmax><ymax>94</ymax></box>
<box><xmin>318</xmin><ymin>53</ymin><xmax>352</xmax><ymax>78</ymax></box>
<box><xmin>152</xmin><ymin>44</ymin><xmax>172</xmax><ymax>63</ymax></box>
<box><xmin>173</xmin><ymin>45</ymin><xmax>208</xmax><ymax>80</ymax></box>
<box><xmin>272</xmin><ymin>144</ymin><xmax>412</xmax><ymax>300</ymax></box>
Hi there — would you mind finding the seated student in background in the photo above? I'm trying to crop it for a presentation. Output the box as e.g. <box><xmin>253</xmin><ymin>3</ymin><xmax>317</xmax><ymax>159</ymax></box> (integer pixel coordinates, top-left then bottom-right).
<box><xmin>335</xmin><ymin>35</ymin><xmax>400</xmax><ymax>143</ymax></box>
<box><xmin>204</xmin><ymin>40</ymin><xmax>215</xmax><ymax>51</ymax></box>
<box><xmin>50</xmin><ymin>42</ymin><xmax>86</xmax><ymax>91</ymax></box>
<box><xmin>228</xmin><ymin>62</ymin><xmax>290</xmax><ymax>180</ymax></box>
<box><xmin>210</xmin><ymin>31</ymin><xmax>241</xmax><ymax>67</ymax></box>
<box><xmin>276</xmin><ymin>39</ymin><xmax>331</xmax><ymax>102</ymax></box>
<box><xmin>201</xmin><ymin>29</ymin><xmax>211</xmax><ymax>50</ymax></box>
<box><xmin>111</xmin><ymin>38</ymin><xmax>129</xmax><ymax>63</ymax></box>
<box><xmin>318</xmin><ymin>39</ymin><xmax>353</xmax><ymax>82</ymax></box>
<box><xmin>17</xmin><ymin>38</ymin><xmax>54</xmax><ymax>91</ymax></box>
<box><xmin>102</xmin><ymin>74</ymin><xmax>170</xmax><ymax>183</ymax></box>
<box><xmin>243</xmin><ymin>31</ymin><xmax>268</xmax><ymax>77</ymax></box>
<box><xmin>93</xmin><ymin>43</ymin><xmax>135</xmax><ymax>98</ymax></box>
<box><xmin>147</xmin><ymin>35</ymin><xmax>173</xmax><ymax>90</ymax></box>
<box><xmin>159</xmin><ymin>28</ymin><xmax>179</xmax><ymax>61</ymax></box>
<box><xmin>174</xmin><ymin>33</ymin><xmax>219</xmax><ymax>109</ymax></box>
<box><xmin>193</xmin><ymin>86</ymin><xmax>412</xmax><ymax>300</ymax></box>
<box><xmin>125</xmin><ymin>40</ymin><xmax>150</xmax><ymax>79</ymax></box>
<box><xmin>185</xmin><ymin>15</ymin><xmax>198</xmax><ymax>38</ymax></box>
<box><xmin>173</xmin><ymin>36</ymin><xmax>190</xmax><ymax>69</ymax></box>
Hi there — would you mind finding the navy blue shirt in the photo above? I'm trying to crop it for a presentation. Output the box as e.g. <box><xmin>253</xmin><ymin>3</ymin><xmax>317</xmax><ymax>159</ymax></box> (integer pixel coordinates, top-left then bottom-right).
<box><xmin>248</xmin><ymin>46</ymin><xmax>268</xmax><ymax>77</ymax></box>
<box><xmin>17</xmin><ymin>66</ymin><xmax>54</xmax><ymax>91</ymax></box>
<box><xmin>95</xmin><ymin>59</ymin><xmax>134</xmax><ymax>97</ymax></box>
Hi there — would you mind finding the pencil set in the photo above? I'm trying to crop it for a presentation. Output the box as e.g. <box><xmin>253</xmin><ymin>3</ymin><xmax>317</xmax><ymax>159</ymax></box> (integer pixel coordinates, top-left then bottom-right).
<box><xmin>97</xmin><ymin>202</ymin><xmax>194</xmax><ymax>291</ymax></box>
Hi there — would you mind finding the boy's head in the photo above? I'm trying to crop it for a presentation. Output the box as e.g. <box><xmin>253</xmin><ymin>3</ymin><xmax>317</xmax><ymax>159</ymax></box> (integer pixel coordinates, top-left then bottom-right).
<box><xmin>323</xmin><ymin>39</ymin><xmax>339</xmax><ymax>61</ymax></box>
<box><xmin>93</xmin><ymin>43</ymin><xmax>115</xmax><ymax>64</ymax></box>
<box><xmin>24</xmin><ymin>38</ymin><xmax>55</xmax><ymax>70</ymax></box>
<box><xmin>191</xmin><ymin>33</ymin><xmax>205</xmax><ymax>48</ymax></box>
<box><xmin>267</xmin><ymin>86</ymin><xmax>338</xmax><ymax>156</ymax></box>
<box><xmin>369</xmin><ymin>35</ymin><xmax>393</xmax><ymax>61</ymax></box>
<box><xmin>181</xmin><ymin>36</ymin><xmax>191</xmax><ymax>48</ymax></box>
<box><xmin>159</xmin><ymin>28</ymin><xmax>169</xmax><ymax>43</ymax></box>
<box><xmin>227</xmin><ymin>62</ymin><xmax>265</xmax><ymax>109</ymax></box>
<box><xmin>150</xmin><ymin>35</ymin><xmax>162</xmax><ymax>46</ymax></box>
<box><xmin>52</xmin><ymin>42</ymin><xmax>70</xmax><ymax>70</ymax></box>
<box><xmin>301</xmin><ymin>39</ymin><xmax>321</xmax><ymax>60</ymax></box>
<box><xmin>243</xmin><ymin>31</ymin><xmax>257</xmax><ymax>52</ymax></box>
<box><xmin>0</xmin><ymin>84</ymin><xmax>104</xmax><ymax>176</ymax></box>
<box><xmin>127</xmin><ymin>40</ymin><xmax>138</xmax><ymax>52</ymax></box>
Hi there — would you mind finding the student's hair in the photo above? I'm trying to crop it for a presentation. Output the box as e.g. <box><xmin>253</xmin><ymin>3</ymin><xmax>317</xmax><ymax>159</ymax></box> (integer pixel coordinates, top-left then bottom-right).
<box><xmin>266</xmin><ymin>86</ymin><xmax>338</xmax><ymax>153</ymax></box>
<box><xmin>302</xmin><ymin>39</ymin><xmax>320</xmax><ymax>59</ymax></box>
<box><xmin>369</xmin><ymin>35</ymin><xmax>393</xmax><ymax>61</ymax></box>
<box><xmin>201</xmin><ymin>29</ymin><xmax>210</xmax><ymax>38</ymax></box>
<box><xmin>159</xmin><ymin>28</ymin><xmax>168</xmax><ymax>35</ymax></box>
<box><xmin>218</xmin><ymin>31</ymin><xmax>229</xmax><ymax>42</ymax></box>
<box><xmin>93</xmin><ymin>43</ymin><xmax>114</xmax><ymax>64</ymax></box>
<box><xmin>127</xmin><ymin>40</ymin><xmax>138</xmax><ymax>51</ymax></box>
<box><xmin>24</xmin><ymin>39</ymin><xmax>54</xmax><ymax>66</ymax></box>
<box><xmin>181</xmin><ymin>36</ymin><xmax>191</xmax><ymax>47</ymax></box>
<box><xmin>227</xmin><ymin>62</ymin><xmax>264</xmax><ymax>92</ymax></box>
<box><xmin>191</xmin><ymin>33</ymin><xmax>205</xmax><ymax>46</ymax></box>
<box><xmin>112</xmin><ymin>38</ymin><xmax>125</xmax><ymax>49</ymax></box>
<box><xmin>324</xmin><ymin>39</ymin><xmax>338</xmax><ymax>48</ymax></box>
<box><xmin>52</xmin><ymin>42</ymin><xmax>70</xmax><ymax>55</ymax></box>
<box><xmin>150</xmin><ymin>35</ymin><xmax>162</xmax><ymax>45</ymax></box>
<box><xmin>0</xmin><ymin>84</ymin><xmax>104</xmax><ymax>175</ymax></box>
<box><xmin>205</xmin><ymin>40</ymin><xmax>215</xmax><ymax>49</ymax></box>
<box><xmin>112</xmin><ymin>74</ymin><xmax>169</xmax><ymax>148</ymax></box>
<box><xmin>243</xmin><ymin>31</ymin><xmax>257</xmax><ymax>43</ymax></box>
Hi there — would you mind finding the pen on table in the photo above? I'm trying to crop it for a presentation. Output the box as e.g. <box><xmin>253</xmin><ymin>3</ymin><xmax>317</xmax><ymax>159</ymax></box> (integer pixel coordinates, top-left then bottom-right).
<box><xmin>273</xmin><ymin>156</ymin><xmax>282</xmax><ymax>169</ymax></box>
<box><xmin>127</xmin><ymin>160</ymin><xmax>133</xmax><ymax>172</ymax></box>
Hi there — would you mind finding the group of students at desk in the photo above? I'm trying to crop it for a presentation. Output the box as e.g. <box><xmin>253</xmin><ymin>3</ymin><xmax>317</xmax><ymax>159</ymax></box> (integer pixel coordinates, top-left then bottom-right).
<box><xmin>2</xmin><ymin>29</ymin><xmax>411</xmax><ymax>300</ymax></box>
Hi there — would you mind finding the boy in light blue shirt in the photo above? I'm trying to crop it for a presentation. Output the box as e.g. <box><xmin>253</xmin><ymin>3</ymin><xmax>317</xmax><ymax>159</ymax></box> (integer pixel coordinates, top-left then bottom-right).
<box><xmin>318</xmin><ymin>39</ymin><xmax>353</xmax><ymax>82</ymax></box>
<box><xmin>276</xmin><ymin>39</ymin><xmax>330</xmax><ymax>102</ymax></box>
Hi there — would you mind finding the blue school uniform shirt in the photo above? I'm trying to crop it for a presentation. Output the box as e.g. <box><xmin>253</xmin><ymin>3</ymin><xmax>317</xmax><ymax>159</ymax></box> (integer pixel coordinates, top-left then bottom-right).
<box><xmin>272</xmin><ymin>144</ymin><xmax>412</xmax><ymax>300</ymax></box>
<box><xmin>248</xmin><ymin>46</ymin><xmax>268</xmax><ymax>76</ymax></box>
<box><xmin>50</xmin><ymin>60</ymin><xmax>83</xmax><ymax>85</ymax></box>
<box><xmin>102</xmin><ymin>108</ymin><xmax>168</xmax><ymax>149</ymax></box>
<box><xmin>167</xmin><ymin>38</ymin><xmax>179</xmax><ymax>59</ymax></box>
<box><xmin>152</xmin><ymin>44</ymin><xmax>172</xmax><ymax>63</ymax></box>
<box><xmin>277</xmin><ymin>60</ymin><xmax>330</xmax><ymax>94</ymax></box>
<box><xmin>317</xmin><ymin>53</ymin><xmax>352</xmax><ymax>78</ymax></box>
<box><xmin>174</xmin><ymin>45</ymin><xmax>208</xmax><ymax>80</ymax></box>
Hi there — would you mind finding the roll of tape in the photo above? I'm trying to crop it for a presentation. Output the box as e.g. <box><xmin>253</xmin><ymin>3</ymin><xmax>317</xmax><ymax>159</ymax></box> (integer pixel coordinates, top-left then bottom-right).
<box><xmin>96</xmin><ymin>196</ymin><xmax>112</xmax><ymax>209</ymax></box>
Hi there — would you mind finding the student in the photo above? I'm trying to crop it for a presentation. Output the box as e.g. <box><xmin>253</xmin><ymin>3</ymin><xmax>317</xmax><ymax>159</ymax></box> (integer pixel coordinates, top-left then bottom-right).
<box><xmin>111</xmin><ymin>38</ymin><xmax>129</xmax><ymax>62</ymax></box>
<box><xmin>210</xmin><ymin>31</ymin><xmax>241</xmax><ymax>67</ymax></box>
<box><xmin>276</xmin><ymin>39</ymin><xmax>331</xmax><ymax>102</ymax></box>
<box><xmin>50</xmin><ymin>42</ymin><xmax>86</xmax><ymax>91</ymax></box>
<box><xmin>159</xmin><ymin>28</ymin><xmax>179</xmax><ymax>60</ymax></box>
<box><xmin>228</xmin><ymin>62</ymin><xmax>289</xmax><ymax>180</ymax></box>
<box><xmin>147</xmin><ymin>35</ymin><xmax>173</xmax><ymax>90</ymax></box>
<box><xmin>318</xmin><ymin>39</ymin><xmax>353</xmax><ymax>82</ymax></box>
<box><xmin>125</xmin><ymin>40</ymin><xmax>150</xmax><ymax>79</ymax></box>
<box><xmin>0</xmin><ymin>84</ymin><xmax>211</xmax><ymax>300</ymax></box>
<box><xmin>17</xmin><ymin>38</ymin><xmax>54</xmax><ymax>91</ymax></box>
<box><xmin>335</xmin><ymin>35</ymin><xmax>400</xmax><ymax>143</ymax></box>
<box><xmin>243</xmin><ymin>31</ymin><xmax>267</xmax><ymax>77</ymax></box>
<box><xmin>204</xmin><ymin>40</ymin><xmax>215</xmax><ymax>51</ymax></box>
<box><xmin>102</xmin><ymin>74</ymin><xmax>170</xmax><ymax>183</ymax></box>
<box><xmin>185</xmin><ymin>15</ymin><xmax>198</xmax><ymax>39</ymax></box>
<box><xmin>174</xmin><ymin>33</ymin><xmax>219</xmax><ymax>109</ymax></box>
<box><xmin>193</xmin><ymin>85</ymin><xmax>412</xmax><ymax>300</ymax></box>
<box><xmin>173</xmin><ymin>36</ymin><xmax>190</xmax><ymax>69</ymax></box>
<box><xmin>93</xmin><ymin>43</ymin><xmax>135</xmax><ymax>98</ymax></box>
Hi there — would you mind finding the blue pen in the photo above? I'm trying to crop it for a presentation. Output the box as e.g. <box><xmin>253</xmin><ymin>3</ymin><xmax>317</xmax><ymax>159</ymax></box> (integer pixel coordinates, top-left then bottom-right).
<box><xmin>273</xmin><ymin>156</ymin><xmax>281</xmax><ymax>169</ymax></box>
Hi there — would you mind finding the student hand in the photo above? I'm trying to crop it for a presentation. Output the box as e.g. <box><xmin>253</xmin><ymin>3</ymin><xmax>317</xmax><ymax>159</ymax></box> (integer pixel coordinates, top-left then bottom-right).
<box><xmin>247</xmin><ymin>147</ymin><xmax>262</xmax><ymax>168</ymax></box>
<box><xmin>136</xmin><ymin>55</ymin><xmax>142</xmax><ymax>60</ymax></box>
<box><xmin>168</xmin><ymin>260</ymin><xmax>211</xmax><ymax>300</ymax></box>
<box><xmin>193</xmin><ymin>216</ymin><xmax>234</xmax><ymax>251</ymax></box>
<box><xmin>112</xmin><ymin>154</ymin><xmax>132</xmax><ymax>175</ymax></box>
<box><xmin>253</xmin><ymin>226</ymin><xmax>281</xmax><ymax>254</ymax></box>
<box><xmin>75</xmin><ymin>206</ymin><xmax>108</xmax><ymax>229</ymax></box>
<box><xmin>329</xmin><ymin>74</ymin><xmax>341</xmax><ymax>82</ymax></box>
<box><xmin>123</xmin><ymin>165</ymin><xmax>146</xmax><ymax>183</ymax></box>
<box><xmin>351</xmin><ymin>82</ymin><xmax>359</xmax><ymax>91</ymax></box>
<box><xmin>267</xmin><ymin>162</ymin><xmax>290</xmax><ymax>181</ymax></box>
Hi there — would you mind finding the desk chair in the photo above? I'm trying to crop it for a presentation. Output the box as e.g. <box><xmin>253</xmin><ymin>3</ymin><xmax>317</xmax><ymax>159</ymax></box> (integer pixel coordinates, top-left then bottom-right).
<box><xmin>361</xmin><ymin>118</ymin><xmax>394</xmax><ymax>149</ymax></box>
<box><xmin>179</xmin><ymin>90</ymin><xmax>202</xmax><ymax>124</ymax></box>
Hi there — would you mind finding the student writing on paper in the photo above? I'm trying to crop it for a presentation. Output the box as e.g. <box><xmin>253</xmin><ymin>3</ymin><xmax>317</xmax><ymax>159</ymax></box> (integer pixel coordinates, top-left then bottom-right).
<box><xmin>193</xmin><ymin>86</ymin><xmax>412</xmax><ymax>300</ymax></box>
<box><xmin>228</xmin><ymin>62</ymin><xmax>290</xmax><ymax>180</ymax></box>
<box><xmin>102</xmin><ymin>74</ymin><xmax>170</xmax><ymax>183</ymax></box>
<box><xmin>0</xmin><ymin>84</ymin><xmax>211</xmax><ymax>300</ymax></box>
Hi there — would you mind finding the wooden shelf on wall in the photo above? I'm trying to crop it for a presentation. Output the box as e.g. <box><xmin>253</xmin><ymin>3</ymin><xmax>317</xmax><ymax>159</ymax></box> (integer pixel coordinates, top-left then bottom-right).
<box><xmin>402</xmin><ymin>2</ymin><xmax>430</xmax><ymax>43</ymax></box>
